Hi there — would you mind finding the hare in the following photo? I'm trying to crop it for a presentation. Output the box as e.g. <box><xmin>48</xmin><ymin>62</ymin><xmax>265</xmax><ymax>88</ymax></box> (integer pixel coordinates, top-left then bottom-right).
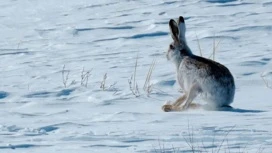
<box><xmin>162</xmin><ymin>16</ymin><xmax>235</xmax><ymax>112</ymax></box>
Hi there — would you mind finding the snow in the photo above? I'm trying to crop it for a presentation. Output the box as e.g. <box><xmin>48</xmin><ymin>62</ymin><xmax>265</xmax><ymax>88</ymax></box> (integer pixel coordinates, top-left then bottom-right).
<box><xmin>1</xmin><ymin>0</ymin><xmax>272</xmax><ymax>152</ymax></box>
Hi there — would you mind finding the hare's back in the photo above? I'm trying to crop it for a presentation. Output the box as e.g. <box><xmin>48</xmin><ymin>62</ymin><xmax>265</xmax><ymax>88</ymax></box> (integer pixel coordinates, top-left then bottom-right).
<box><xmin>181</xmin><ymin>55</ymin><xmax>235</xmax><ymax>106</ymax></box>
<box><xmin>182</xmin><ymin>55</ymin><xmax>233</xmax><ymax>81</ymax></box>
<box><xmin>180</xmin><ymin>55</ymin><xmax>235</xmax><ymax>95</ymax></box>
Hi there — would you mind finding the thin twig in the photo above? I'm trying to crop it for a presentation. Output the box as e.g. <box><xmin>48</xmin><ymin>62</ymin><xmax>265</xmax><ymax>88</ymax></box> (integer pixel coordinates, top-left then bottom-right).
<box><xmin>62</xmin><ymin>65</ymin><xmax>70</xmax><ymax>88</ymax></box>
<box><xmin>183</xmin><ymin>121</ymin><xmax>196</xmax><ymax>153</ymax></box>
<box><xmin>216</xmin><ymin>125</ymin><xmax>236</xmax><ymax>153</ymax></box>
<box><xmin>100</xmin><ymin>73</ymin><xmax>107</xmax><ymax>90</ymax></box>
<box><xmin>128</xmin><ymin>54</ymin><xmax>140</xmax><ymax>97</ymax></box>
<box><xmin>241</xmin><ymin>142</ymin><xmax>249</xmax><ymax>153</ymax></box>
<box><xmin>195</xmin><ymin>32</ymin><xmax>202</xmax><ymax>57</ymax></box>
<box><xmin>213</xmin><ymin>35</ymin><xmax>215</xmax><ymax>60</ymax></box>
<box><xmin>17</xmin><ymin>40</ymin><xmax>22</xmax><ymax>50</ymax></box>
<box><xmin>201</xmin><ymin>140</ymin><xmax>208</xmax><ymax>153</ymax></box>
<box><xmin>152</xmin><ymin>144</ymin><xmax>159</xmax><ymax>153</ymax></box>
<box><xmin>81</xmin><ymin>67</ymin><xmax>92</xmax><ymax>87</ymax></box>
<box><xmin>143</xmin><ymin>58</ymin><xmax>156</xmax><ymax>96</ymax></box>
<box><xmin>158</xmin><ymin>138</ymin><xmax>163</xmax><ymax>153</ymax></box>
<box><xmin>257</xmin><ymin>144</ymin><xmax>265</xmax><ymax>153</ymax></box>
<box><xmin>209</xmin><ymin>36</ymin><xmax>222</xmax><ymax>60</ymax></box>
<box><xmin>189</xmin><ymin>123</ymin><xmax>195</xmax><ymax>153</ymax></box>
<box><xmin>226</xmin><ymin>138</ymin><xmax>230</xmax><ymax>153</ymax></box>
<box><xmin>212</xmin><ymin>131</ymin><xmax>216</xmax><ymax>153</ymax></box>
<box><xmin>261</xmin><ymin>73</ymin><xmax>272</xmax><ymax>89</ymax></box>
<box><xmin>133</xmin><ymin>53</ymin><xmax>138</xmax><ymax>90</ymax></box>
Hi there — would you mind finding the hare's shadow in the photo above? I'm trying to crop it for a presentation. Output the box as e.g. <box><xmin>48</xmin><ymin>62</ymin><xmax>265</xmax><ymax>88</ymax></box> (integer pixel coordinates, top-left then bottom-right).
<box><xmin>221</xmin><ymin>108</ymin><xmax>265</xmax><ymax>113</ymax></box>
<box><xmin>203</xmin><ymin>105</ymin><xmax>265</xmax><ymax>113</ymax></box>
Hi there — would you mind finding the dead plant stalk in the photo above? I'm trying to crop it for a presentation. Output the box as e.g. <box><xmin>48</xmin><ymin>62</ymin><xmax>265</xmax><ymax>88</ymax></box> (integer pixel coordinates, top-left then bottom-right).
<box><xmin>143</xmin><ymin>59</ymin><xmax>156</xmax><ymax>96</ymax></box>
<box><xmin>62</xmin><ymin>65</ymin><xmax>70</xmax><ymax>88</ymax></box>
<box><xmin>209</xmin><ymin>37</ymin><xmax>222</xmax><ymax>60</ymax></box>
<box><xmin>128</xmin><ymin>54</ymin><xmax>140</xmax><ymax>97</ymax></box>
<box><xmin>100</xmin><ymin>73</ymin><xmax>107</xmax><ymax>91</ymax></box>
<box><xmin>195</xmin><ymin>32</ymin><xmax>202</xmax><ymax>57</ymax></box>
<box><xmin>261</xmin><ymin>73</ymin><xmax>272</xmax><ymax>89</ymax></box>
<box><xmin>81</xmin><ymin>67</ymin><xmax>92</xmax><ymax>87</ymax></box>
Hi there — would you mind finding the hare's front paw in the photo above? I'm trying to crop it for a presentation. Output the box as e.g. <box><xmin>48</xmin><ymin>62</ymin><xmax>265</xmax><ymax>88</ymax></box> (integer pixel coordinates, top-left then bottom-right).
<box><xmin>162</xmin><ymin>101</ymin><xmax>172</xmax><ymax>112</ymax></box>
<box><xmin>162</xmin><ymin>104</ymin><xmax>173</xmax><ymax>112</ymax></box>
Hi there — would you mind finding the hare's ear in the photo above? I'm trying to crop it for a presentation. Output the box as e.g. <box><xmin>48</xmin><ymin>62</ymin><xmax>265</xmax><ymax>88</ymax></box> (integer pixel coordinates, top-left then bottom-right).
<box><xmin>178</xmin><ymin>16</ymin><xmax>185</xmax><ymax>24</ymax></box>
<box><xmin>169</xmin><ymin>19</ymin><xmax>179</xmax><ymax>42</ymax></box>
<box><xmin>178</xmin><ymin>16</ymin><xmax>186</xmax><ymax>40</ymax></box>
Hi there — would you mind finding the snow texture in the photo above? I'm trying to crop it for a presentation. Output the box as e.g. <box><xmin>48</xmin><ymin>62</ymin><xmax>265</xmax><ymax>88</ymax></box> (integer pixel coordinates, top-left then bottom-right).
<box><xmin>0</xmin><ymin>0</ymin><xmax>272</xmax><ymax>152</ymax></box>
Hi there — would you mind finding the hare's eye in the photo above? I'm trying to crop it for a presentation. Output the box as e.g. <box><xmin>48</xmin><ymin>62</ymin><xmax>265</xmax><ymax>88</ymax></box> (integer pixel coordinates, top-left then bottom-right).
<box><xmin>169</xmin><ymin>44</ymin><xmax>175</xmax><ymax>50</ymax></box>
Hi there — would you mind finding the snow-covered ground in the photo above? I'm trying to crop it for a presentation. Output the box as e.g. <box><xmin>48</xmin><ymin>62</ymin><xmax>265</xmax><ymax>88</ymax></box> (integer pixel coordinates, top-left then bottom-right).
<box><xmin>1</xmin><ymin>0</ymin><xmax>272</xmax><ymax>152</ymax></box>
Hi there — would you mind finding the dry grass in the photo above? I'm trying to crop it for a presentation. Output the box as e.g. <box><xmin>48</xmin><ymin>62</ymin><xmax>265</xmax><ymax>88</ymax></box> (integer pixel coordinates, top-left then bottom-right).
<box><xmin>62</xmin><ymin>65</ymin><xmax>70</xmax><ymax>88</ymax></box>
<box><xmin>98</xmin><ymin>73</ymin><xmax>119</xmax><ymax>94</ymax></box>
<box><xmin>128</xmin><ymin>54</ymin><xmax>157</xmax><ymax>97</ymax></box>
<box><xmin>261</xmin><ymin>72</ymin><xmax>272</xmax><ymax>89</ymax></box>
<box><xmin>128</xmin><ymin>54</ymin><xmax>140</xmax><ymax>97</ymax></box>
<box><xmin>17</xmin><ymin>40</ymin><xmax>23</xmax><ymax>50</ymax></box>
<box><xmin>81</xmin><ymin>67</ymin><xmax>92</xmax><ymax>87</ymax></box>
<box><xmin>61</xmin><ymin>65</ymin><xmax>92</xmax><ymax>88</ymax></box>
<box><xmin>143</xmin><ymin>59</ymin><xmax>157</xmax><ymax>97</ymax></box>
<box><xmin>209</xmin><ymin>35</ymin><xmax>222</xmax><ymax>60</ymax></box>
<box><xmin>153</xmin><ymin>124</ymin><xmax>265</xmax><ymax>153</ymax></box>
<box><xmin>195</xmin><ymin>32</ymin><xmax>203</xmax><ymax>57</ymax></box>
<box><xmin>100</xmin><ymin>73</ymin><xmax>107</xmax><ymax>91</ymax></box>
<box><xmin>195</xmin><ymin>33</ymin><xmax>221</xmax><ymax>61</ymax></box>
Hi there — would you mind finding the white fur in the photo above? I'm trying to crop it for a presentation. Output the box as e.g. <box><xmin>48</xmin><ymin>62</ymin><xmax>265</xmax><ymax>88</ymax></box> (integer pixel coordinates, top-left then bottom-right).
<box><xmin>164</xmin><ymin>16</ymin><xmax>235</xmax><ymax>111</ymax></box>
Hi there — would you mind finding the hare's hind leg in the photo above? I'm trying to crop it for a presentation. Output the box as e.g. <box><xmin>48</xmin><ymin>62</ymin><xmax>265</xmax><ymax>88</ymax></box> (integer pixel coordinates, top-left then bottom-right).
<box><xmin>182</xmin><ymin>83</ymin><xmax>201</xmax><ymax>110</ymax></box>
<box><xmin>162</xmin><ymin>94</ymin><xmax>187</xmax><ymax>112</ymax></box>
<box><xmin>173</xmin><ymin>94</ymin><xmax>187</xmax><ymax>107</ymax></box>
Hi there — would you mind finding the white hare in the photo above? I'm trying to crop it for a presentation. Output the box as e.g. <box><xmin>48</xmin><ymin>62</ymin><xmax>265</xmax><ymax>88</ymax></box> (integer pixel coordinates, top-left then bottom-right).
<box><xmin>162</xmin><ymin>16</ymin><xmax>235</xmax><ymax>112</ymax></box>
